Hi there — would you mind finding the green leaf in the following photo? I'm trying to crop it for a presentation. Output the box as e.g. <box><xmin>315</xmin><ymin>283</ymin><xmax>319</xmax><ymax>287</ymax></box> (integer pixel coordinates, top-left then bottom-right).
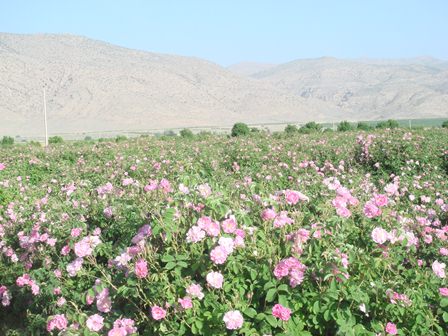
<box><xmin>161</xmin><ymin>254</ymin><xmax>175</xmax><ymax>262</ymax></box>
<box><xmin>441</xmin><ymin>298</ymin><xmax>448</xmax><ymax>308</ymax></box>
<box><xmin>266</xmin><ymin>288</ymin><xmax>277</xmax><ymax>302</ymax></box>
<box><xmin>265</xmin><ymin>315</ymin><xmax>278</xmax><ymax>328</ymax></box>
<box><xmin>165</xmin><ymin>262</ymin><xmax>176</xmax><ymax>270</ymax></box>
<box><xmin>244</xmin><ymin>308</ymin><xmax>258</xmax><ymax>318</ymax></box>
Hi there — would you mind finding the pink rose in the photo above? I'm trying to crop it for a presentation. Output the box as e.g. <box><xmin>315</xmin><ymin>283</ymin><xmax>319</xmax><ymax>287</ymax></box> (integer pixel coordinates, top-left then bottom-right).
<box><xmin>371</xmin><ymin>227</ymin><xmax>389</xmax><ymax>244</ymax></box>
<box><xmin>86</xmin><ymin>314</ymin><xmax>104</xmax><ymax>332</ymax></box>
<box><xmin>432</xmin><ymin>260</ymin><xmax>446</xmax><ymax>278</ymax></box>
<box><xmin>151</xmin><ymin>305</ymin><xmax>167</xmax><ymax>320</ymax></box>
<box><xmin>134</xmin><ymin>259</ymin><xmax>148</xmax><ymax>279</ymax></box>
<box><xmin>178</xmin><ymin>296</ymin><xmax>193</xmax><ymax>309</ymax></box>
<box><xmin>385</xmin><ymin>322</ymin><xmax>398</xmax><ymax>335</ymax></box>
<box><xmin>272</xmin><ymin>303</ymin><xmax>292</xmax><ymax>321</ymax></box>
<box><xmin>206</xmin><ymin>271</ymin><xmax>224</xmax><ymax>289</ymax></box>
<box><xmin>210</xmin><ymin>246</ymin><xmax>229</xmax><ymax>265</ymax></box>
<box><xmin>223</xmin><ymin>310</ymin><xmax>244</xmax><ymax>330</ymax></box>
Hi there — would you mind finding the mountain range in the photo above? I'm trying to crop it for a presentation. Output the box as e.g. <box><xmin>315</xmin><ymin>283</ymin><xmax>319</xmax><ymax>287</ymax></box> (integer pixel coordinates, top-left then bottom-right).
<box><xmin>0</xmin><ymin>33</ymin><xmax>447</xmax><ymax>137</ymax></box>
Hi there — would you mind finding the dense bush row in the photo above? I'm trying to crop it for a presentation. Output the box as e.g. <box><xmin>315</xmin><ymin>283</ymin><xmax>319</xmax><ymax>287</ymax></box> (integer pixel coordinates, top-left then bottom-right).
<box><xmin>0</xmin><ymin>129</ymin><xmax>447</xmax><ymax>335</ymax></box>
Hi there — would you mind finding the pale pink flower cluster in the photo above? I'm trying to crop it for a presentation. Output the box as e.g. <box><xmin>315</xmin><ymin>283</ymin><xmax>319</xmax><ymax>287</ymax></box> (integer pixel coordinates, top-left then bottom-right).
<box><xmin>439</xmin><ymin>288</ymin><xmax>448</xmax><ymax>296</ymax></box>
<box><xmin>363</xmin><ymin>194</ymin><xmax>388</xmax><ymax>218</ymax></box>
<box><xmin>86</xmin><ymin>314</ymin><xmax>104</xmax><ymax>332</ymax></box>
<box><xmin>47</xmin><ymin>314</ymin><xmax>68</xmax><ymax>332</ymax></box>
<box><xmin>325</xmin><ymin>180</ymin><xmax>358</xmax><ymax>218</ymax></box>
<box><xmin>272</xmin><ymin>303</ymin><xmax>292</xmax><ymax>321</ymax></box>
<box><xmin>206</xmin><ymin>271</ymin><xmax>224</xmax><ymax>289</ymax></box>
<box><xmin>284</xmin><ymin>189</ymin><xmax>309</xmax><ymax>205</ymax></box>
<box><xmin>96</xmin><ymin>182</ymin><xmax>113</xmax><ymax>198</ymax></box>
<box><xmin>108</xmin><ymin>318</ymin><xmax>137</xmax><ymax>335</ymax></box>
<box><xmin>0</xmin><ymin>285</ymin><xmax>11</xmax><ymax>306</ymax></box>
<box><xmin>386</xmin><ymin>289</ymin><xmax>412</xmax><ymax>306</ymax></box>
<box><xmin>96</xmin><ymin>287</ymin><xmax>112</xmax><ymax>313</ymax></box>
<box><xmin>432</xmin><ymin>260</ymin><xmax>446</xmax><ymax>278</ymax></box>
<box><xmin>197</xmin><ymin>183</ymin><xmax>212</xmax><ymax>198</ymax></box>
<box><xmin>385</xmin><ymin>322</ymin><xmax>398</xmax><ymax>335</ymax></box>
<box><xmin>371</xmin><ymin>227</ymin><xmax>389</xmax><ymax>244</ymax></box>
<box><xmin>151</xmin><ymin>305</ymin><xmax>167</xmax><ymax>320</ymax></box>
<box><xmin>16</xmin><ymin>274</ymin><xmax>39</xmax><ymax>295</ymax></box>
<box><xmin>186</xmin><ymin>283</ymin><xmax>205</xmax><ymax>300</ymax></box>
<box><xmin>67</xmin><ymin>257</ymin><xmax>84</xmax><ymax>276</ymax></box>
<box><xmin>134</xmin><ymin>259</ymin><xmax>148</xmax><ymax>279</ymax></box>
<box><xmin>144</xmin><ymin>178</ymin><xmax>172</xmax><ymax>193</ymax></box>
<box><xmin>0</xmin><ymin>162</ymin><xmax>5</xmax><ymax>170</ymax></box>
<box><xmin>74</xmin><ymin>235</ymin><xmax>101</xmax><ymax>257</ymax></box>
<box><xmin>274</xmin><ymin>257</ymin><xmax>307</xmax><ymax>287</ymax></box>
<box><xmin>178</xmin><ymin>296</ymin><xmax>193</xmax><ymax>309</ymax></box>
<box><xmin>286</xmin><ymin>228</ymin><xmax>311</xmax><ymax>255</ymax></box>
<box><xmin>223</xmin><ymin>310</ymin><xmax>244</xmax><ymax>330</ymax></box>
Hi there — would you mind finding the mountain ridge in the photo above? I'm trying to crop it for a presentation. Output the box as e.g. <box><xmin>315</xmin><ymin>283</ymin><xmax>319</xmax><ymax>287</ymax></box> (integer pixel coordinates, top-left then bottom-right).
<box><xmin>0</xmin><ymin>33</ymin><xmax>446</xmax><ymax>137</ymax></box>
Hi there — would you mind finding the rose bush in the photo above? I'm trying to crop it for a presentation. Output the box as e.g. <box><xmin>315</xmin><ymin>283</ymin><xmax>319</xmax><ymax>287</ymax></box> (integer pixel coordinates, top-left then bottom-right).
<box><xmin>0</xmin><ymin>128</ymin><xmax>447</xmax><ymax>335</ymax></box>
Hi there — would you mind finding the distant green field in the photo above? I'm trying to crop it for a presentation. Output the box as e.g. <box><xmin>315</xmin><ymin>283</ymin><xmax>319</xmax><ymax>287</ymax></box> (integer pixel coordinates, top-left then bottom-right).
<box><xmin>319</xmin><ymin>118</ymin><xmax>447</xmax><ymax>129</ymax></box>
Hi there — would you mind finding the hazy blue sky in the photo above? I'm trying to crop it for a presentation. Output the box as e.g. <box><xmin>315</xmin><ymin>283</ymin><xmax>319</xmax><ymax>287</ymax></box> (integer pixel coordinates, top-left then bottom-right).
<box><xmin>1</xmin><ymin>0</ymin><xmax>447</xmax><ymax>65</ymax></box>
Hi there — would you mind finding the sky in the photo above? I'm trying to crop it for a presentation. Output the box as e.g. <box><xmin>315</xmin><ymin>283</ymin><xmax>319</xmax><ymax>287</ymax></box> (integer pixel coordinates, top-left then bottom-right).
<box><xmin>1</xmin><ymin>0</ymin><xmax>447</xmax><ymax>65</ymax></box>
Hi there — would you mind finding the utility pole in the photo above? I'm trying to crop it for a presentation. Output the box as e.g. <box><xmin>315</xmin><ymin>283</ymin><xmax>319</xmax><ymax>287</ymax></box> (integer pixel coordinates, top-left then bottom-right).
<box><xmin>43</xmin><ymin>87</ymin><xmax>48</xmax><ymax>147</ymax></box>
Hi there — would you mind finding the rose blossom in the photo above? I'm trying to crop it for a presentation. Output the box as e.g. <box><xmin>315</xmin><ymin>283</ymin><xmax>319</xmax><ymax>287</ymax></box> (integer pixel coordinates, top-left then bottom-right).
<box><xmin>206</xmin><ymin>271</ymin><xmax>224</xmax><ymax>289</ymax></box>
<box><xmin>223</xmin><ymin>310</ymin><xmax>244</xmax><ymax>330</ymax></box>
<box><xmin>86</xmin><ymin>314</ymin><xmax>104</xmax><ymax>332</ymax></box>
<box><xmin>151</xmin><ymin>305</ymin><xmax>167</xmax><ymax>320</ymax></box>
<box><xmin>371</xmin><ymin>227</ymin><xmax>389</xmax><ymax>244</ymax></box>
<box><xmin>385</xmin><ymin>322</ymin><xmax>398</xmax><ymax>335</ymax></box>
<box><xmin>272</xmin><ymin>303</ymin><xmax>292</xmax><ymax>321</ymax></box>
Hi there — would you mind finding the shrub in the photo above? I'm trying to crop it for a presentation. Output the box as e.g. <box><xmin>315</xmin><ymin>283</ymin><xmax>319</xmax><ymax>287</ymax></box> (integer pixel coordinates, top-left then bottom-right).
<box><xmin>284</xmin><ymin>124</ymin><xmax>298</xmax><ymax>134</ymax></box>
<box><xmin>442</xmin><ymin>120</ymin><xmax>448</xmax><ymax>128</ymax></box>
<box><xmin>84</xmin><ymin>136</ymin><xmax>93</xmax><ymax>141</ymax></box>
<box><xmin>49</xmin><ymin>136</ymin><xmax>64</xmax><ymax>144</ymax></box>
<box><xmin>115</xmin><ymin>135</ymin><xmax>127</xmax><ymax>142</ymax></box>
<box><xmin>376</xmin><ymin>119</ymin><xmax>399</xmax><ymax>129</ymax></box>
<box><xmin>299</xmin><ymin>122</ymin><xmax>322</xmax><ymax>134</ymax></box>
<box><xmin>337</xmin><ymin>121</ymin><xmax>353</xmax><ymax>132</ymax></box>
<box><xmin>180</xmin><ymin>129</ymin><xmax>194</xmax><ymax>138</ymax></box>
<box><xmin>1</xmin><ymin>136</ymin><xmax>14</xmax><ymax>146</ymax></box>
<box><xmin>357</xmin><ymin>122</ymin><xmax>373</xmax><ymax>131</ymax></box>
<box><xmin>250</xmin><ymin>127</ymin><xmax>260</xmax><ymax>133</ymax></box>
<box><xmin>231</xmin><ymin>123</ymin><xmax>250</xmax><ymax>137</ymax></box>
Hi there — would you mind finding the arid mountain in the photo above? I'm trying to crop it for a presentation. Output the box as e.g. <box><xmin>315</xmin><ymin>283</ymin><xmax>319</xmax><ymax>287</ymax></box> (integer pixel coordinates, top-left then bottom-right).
<box><xmin>0</xmin><ymin>33</ymin><xmax>447</xmax><ymax>138</ymax></box>
<box><xmin>0</xmin><ymin>33</ymin><xmax>329</xmax><ymax>137</ymax></box>
<box><xmin>249</xmin><ymin>57</ymin><xmax>448</xmax><ymax>121</ymax></box>
<box><xmin>227</xmin><ymin>62</ymin><xmax>277</xmax><ymax>76</ymax></box>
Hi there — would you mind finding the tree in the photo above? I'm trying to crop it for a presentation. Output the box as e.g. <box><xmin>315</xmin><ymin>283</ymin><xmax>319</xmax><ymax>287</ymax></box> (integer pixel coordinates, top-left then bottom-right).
<box><xmin>231</xmin><ymin>123</ymin><xmax>250</xmax><ymax>137</ymax></box>
<box><xmin>376</xmin><ymin>119</ymin><xmax>399</xmax><ymax>129</ymax></box>
<box><xmin>442</xmin><ymin>120</ymin><xmax>448</xmax><ymax>128</ymax></box>
<box><xmin>284</xmin><ymin>124</ymin><xmax>299</xmax><ymax>134</ymax></box>
<box><xmin>337</xmin><ymin>121</ymin><xmax>353</xmax><ymax>132</ymax></box>
<box><xmin>357</xmin><ymin>122</ymin><xmax>372</xmax><ymax>131</ymax></box>
<box><xmin>1</xmin><ymin>136</ymin><xmax>14</xmax><ymax>146</ymax></box>
<box><xmin>49</xmin><ymin>136</ymin><xmax>64</xmax><ymax>144</ymax></box>
<box><xmin>180</xmin><ymin>129</ymin><xmax>194</xmax><ymax>138</ymax></box>
<box><xmin>299</xmin><ymin>122</ymin><xmax>322</xmax><ymax>134</ymax></box>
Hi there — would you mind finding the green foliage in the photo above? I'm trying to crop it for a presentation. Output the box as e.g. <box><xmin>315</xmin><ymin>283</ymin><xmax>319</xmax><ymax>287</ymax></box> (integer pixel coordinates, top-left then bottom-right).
<box><xmin>180</xmin><ymin>129</ymin><xmax>194</xmax><ymax>138</ymax></box>
<box><xmin>299</xmin><ymin>122</ymin><xmax>322</xmax><ymax>134</ymax></box>
<box><xmin>49</xmin><ymin>136</ymin><xmax>64</xmax><ymax>144</ymax></box>
<box><xmin>337</xmin><ymin>121</ymin><xmax>353</xmax><ymax>132</ymax></box>
<box><xmin>284</xmin><ymin>124</ymin><xmax>299</xmax><ymax>134</ymax></box>
<box><xmin>0</xmin><ymin>128</ymin><xmax>447</xmax><ymax>335</ymax></box>
<box><xmin>356</xmin><ymin>122</ymin><xmax>373</xmax><ymax>131</ymax></box>
<box><xmin>1</xmin><ymin>136</ymin><xmax>14</xmax><ymax>145</ymax></box>
<box><xmin>115</xmin><ymin>135</ymin><xmax>127</xmax><ymax>142</ymax></box>
<box><xmin>376</xmin><ymin>119</ymin><xmax>399</xmax><ymax>129</ymax></box>
<box><xmin>442</xmin><ymin>120</ymin><xmax>448</xmax><ymax>128</ymax></box>
<box><xmin>231</xmin><ymin>122</ymin><xmax>250</xmax><ymax>137</ymax></box>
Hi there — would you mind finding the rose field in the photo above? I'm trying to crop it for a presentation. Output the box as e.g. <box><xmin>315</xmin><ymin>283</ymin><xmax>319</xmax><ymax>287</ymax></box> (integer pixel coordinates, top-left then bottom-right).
<box><xmin>0</xmin><ymin>129</ymin><xmax>447</xmax><ymax>336</ymax></box>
